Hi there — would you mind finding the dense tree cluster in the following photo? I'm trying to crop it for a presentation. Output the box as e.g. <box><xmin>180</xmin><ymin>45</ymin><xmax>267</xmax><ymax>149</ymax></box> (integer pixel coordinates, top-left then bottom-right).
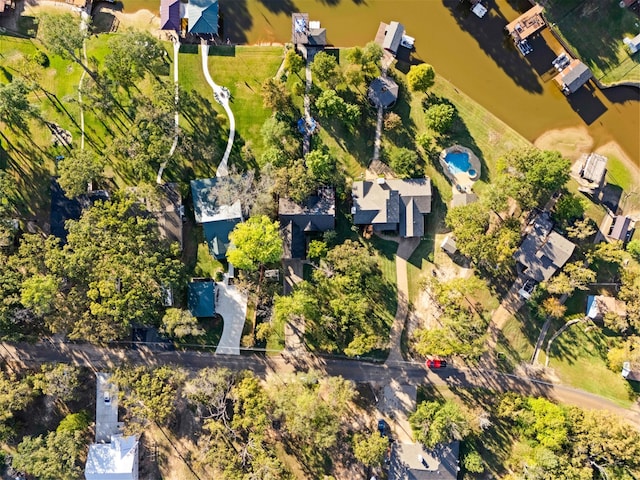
<box><xmin>271</xmin><ymin>240</ymin><xmax>394</xmax><ymax>356</ymax></box>
<box><xmin>409</xmin><ymin>400</ymin><xmax>473</xmax><ymax>448</ymax></box>
<box><xmin>498</xmin><ymin>394</ymin><xmax>640</xmax><ymax>479</ymax></box>
<box><xmin>412</xmin><ymin>276</ymin><xmax>490</xmax><ymax>359</ymax></box>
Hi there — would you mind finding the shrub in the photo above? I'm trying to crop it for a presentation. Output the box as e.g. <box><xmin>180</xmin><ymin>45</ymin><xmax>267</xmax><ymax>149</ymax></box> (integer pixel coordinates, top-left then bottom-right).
<box><xmin>425</xmin><ymin>103</ymin><xmax>455</xmax><ymax>133</ymax></box>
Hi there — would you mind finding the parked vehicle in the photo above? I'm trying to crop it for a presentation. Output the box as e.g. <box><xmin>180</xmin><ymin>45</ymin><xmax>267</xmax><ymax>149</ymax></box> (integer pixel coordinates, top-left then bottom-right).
<box><xmin>426</xmin><ymin>359</ymin><xmax>447</xmax><ymax>368</ymax></box>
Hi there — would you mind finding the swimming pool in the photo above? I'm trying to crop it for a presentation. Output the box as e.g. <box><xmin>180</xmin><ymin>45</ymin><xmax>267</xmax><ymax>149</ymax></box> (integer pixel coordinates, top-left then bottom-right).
<box><xmin>444</xmin><ymin>152</ymin><xmax>471</xmax><ymax>175</ymax></box>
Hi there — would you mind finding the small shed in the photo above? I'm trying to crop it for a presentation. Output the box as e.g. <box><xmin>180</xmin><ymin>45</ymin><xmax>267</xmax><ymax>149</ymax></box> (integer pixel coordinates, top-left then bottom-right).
<box><xmin>188</xmin><ymin>280</ymin><xmax>216</xmax><ymax>317</ymax></box>
<box><xmin>440</xmin><ymin>235</ymin><xmax>457</xmax><ymax>254</ymax></box>
<box><xmin>608</xmin><ymin>215</ymin><xmax>633</xmax><ymax>242</ymax></box>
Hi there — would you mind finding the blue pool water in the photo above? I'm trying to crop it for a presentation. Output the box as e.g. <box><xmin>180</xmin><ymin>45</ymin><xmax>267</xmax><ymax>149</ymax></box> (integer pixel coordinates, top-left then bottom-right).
<box><xmin>445</xmin><ymin>152</ymin><xmax>471</xmax><ymax>174</ymax></box>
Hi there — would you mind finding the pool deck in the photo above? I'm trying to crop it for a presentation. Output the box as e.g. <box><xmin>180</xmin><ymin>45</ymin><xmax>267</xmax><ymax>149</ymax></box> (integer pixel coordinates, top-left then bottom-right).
<box><xmin>439</xmin><ymin>145</ymin><xmax>482</xmax><ymax>194</ymax></box>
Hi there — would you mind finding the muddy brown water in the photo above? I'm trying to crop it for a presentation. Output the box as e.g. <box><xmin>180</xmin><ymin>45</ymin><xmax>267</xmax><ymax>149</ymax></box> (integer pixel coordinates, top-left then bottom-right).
<box><xmin>128</xmin><ymin>0</ymin><xmax>640</xmax><ymax>163</ymax></box>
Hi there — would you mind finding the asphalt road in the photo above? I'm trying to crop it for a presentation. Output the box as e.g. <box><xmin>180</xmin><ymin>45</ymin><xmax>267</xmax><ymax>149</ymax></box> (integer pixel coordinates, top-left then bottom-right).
<box><xmin>2</xmin><ymin>341</ymin><xmax>639</xmax><ymax>428</ymax></box>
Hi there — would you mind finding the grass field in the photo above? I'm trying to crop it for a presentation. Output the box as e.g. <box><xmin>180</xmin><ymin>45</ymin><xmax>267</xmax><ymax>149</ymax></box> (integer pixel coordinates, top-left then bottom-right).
<box><xmin>544</xmin><ymin>0</ymin><xmax>640</xmax><ymax>84</ymax></box>
<box><xmin>547</xmin><ymin>320</ymin><xmax>635</xmax><ymax>407</ymax></box>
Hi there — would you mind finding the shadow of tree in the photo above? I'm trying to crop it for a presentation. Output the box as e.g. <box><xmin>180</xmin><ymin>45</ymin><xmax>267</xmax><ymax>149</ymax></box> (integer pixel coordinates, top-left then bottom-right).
<box><xmin>219</xmin><ymin>0</ymin><xmax>253</xmax><ymax>44</ymax></box>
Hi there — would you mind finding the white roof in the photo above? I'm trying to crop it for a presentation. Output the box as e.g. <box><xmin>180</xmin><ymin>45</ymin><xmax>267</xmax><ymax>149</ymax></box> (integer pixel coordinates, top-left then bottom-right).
<box><xmin>200</xmin><ymin>199</ymin><xmax>243</xmax><ymax>224</ymax></box>
<box><xmin>95</xmin><ymin>373</ymin><xmax>119</xmax><ymax>443</ymax></box>
<box><xmin>85</xmin><ymin>435</ymin><xmax>138</xmax><ymax>480</ymax></box>
<box><xmin>472</xmin><ymin>3</ymin><xmax>487</xmax><ymax>17</ymax></box>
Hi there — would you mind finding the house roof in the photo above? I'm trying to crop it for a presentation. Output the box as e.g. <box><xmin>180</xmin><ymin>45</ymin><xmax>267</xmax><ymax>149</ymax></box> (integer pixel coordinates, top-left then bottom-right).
<box><xmin>579</xmin><ymin>153</ymin><xmax>607</xmax><ymax>186</ymax></box>
<box><xmin>191</xmin><ymin>178</ymin><xmax>244</xmax><ymax>224</ymax></box>
<box><xmin>390</xmin><ymin>442</ymin><xmax>460</xmax><ymax>480</ymax></box>
<box><xmin>368</xmin><ymin>76</ymin><xmax>399</xmax><ymax>108</ymax></box>
<box><xmin>586</xmin><ymin>295</ymin><xmax>627</xmax><ymax>320</ymax></box>
<box><xmin>160</xmin><ymin>0</ymin><xmax>181</xmax><ymax>31</ymax></box>
<box><xmin>186</xmin><ymin>0</ymin><xmax>219</xmax><ymax>34</ymax></box>
<box><xmin>450</xmin><ymin>192</ymin><xmax>478</xmax><ymax>208</ymax></box>
<box><xmin>188</xmin><ymin>280</ymin><xmax>215</xmax><ymax>317</ymax></box>
<box><xmin>608</xmin><ymin>215</ymin><xmax>632</xmax><ymax>241</ymax></box>
<box><xmin>555</xmin><ymin>59</ymin><xmax>592</xmax><ymax>93</ymax></box>
<box><xmin>352</xmin><ymin>178</ymin><xmax>431</xmax><ymax>238</ymax></box>
<box><xmin>307</xmin><ymin>27</ymin><xmax>327</xmax><ymax>46</ymax></box>
<box><xmin>515</xmin><ymin>214</ymin><xmax>576</xmax><ymax>282</ymax></box>
<box><xmin>383</xmin><ymin>21</ymin><xmax>405</xmax><ymax>53</ymax></box>
<box><xmin>85</xmin><ymin>436</ymin><xmax>138</xmax><ymax>479</ymax></box>
<box><xmin>95</xmin><ymin>373</ymin><xmax>119</xmax><ymax>443</ymax></box>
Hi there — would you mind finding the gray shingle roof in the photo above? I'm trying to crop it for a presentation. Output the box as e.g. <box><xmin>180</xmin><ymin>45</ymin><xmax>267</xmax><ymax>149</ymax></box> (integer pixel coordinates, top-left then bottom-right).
<box><xmin>390</xmin><ymin>442</ymin><xmax>460</xmax><ymax>480</ymax></box>
<box><xmin>383</xmin><ymin>21</ymin><xmax>405</xmax><ymax>54</ymax></box>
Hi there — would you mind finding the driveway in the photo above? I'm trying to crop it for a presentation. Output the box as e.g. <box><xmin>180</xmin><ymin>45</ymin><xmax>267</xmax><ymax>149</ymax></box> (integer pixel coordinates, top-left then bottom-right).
<box><xmin>214</xmin><ymin>277</ymin><xmax>248</xmax><ymax>355</ymax></box>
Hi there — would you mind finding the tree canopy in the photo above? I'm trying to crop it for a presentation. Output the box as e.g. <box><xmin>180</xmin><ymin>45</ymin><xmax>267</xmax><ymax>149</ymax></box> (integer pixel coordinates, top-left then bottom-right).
<box><xmin>409</xmin><ymin>400</ymin><xmax>472</xmax><ymax>448</ymax></box>
<box><xmin>407</xmin><ymin>63</ymin><xmax>436</xmax><ymax>92</ymax></box>
<box><xmin>57</xmin><ymin>149</ymin><xmax>105</xmax><ymax>198</ymax></box>
<box><xmin>227</xmin><ymin>215</ymin><xmax>283</xmax><ymax>273</ymax></box>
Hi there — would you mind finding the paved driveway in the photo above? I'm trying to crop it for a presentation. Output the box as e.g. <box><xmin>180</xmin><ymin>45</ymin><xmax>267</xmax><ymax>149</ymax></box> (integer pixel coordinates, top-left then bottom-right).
<box><xmin>214</xmin><ymin>278</ymin><xmax>248</xmax><ymax>355</ymax></box>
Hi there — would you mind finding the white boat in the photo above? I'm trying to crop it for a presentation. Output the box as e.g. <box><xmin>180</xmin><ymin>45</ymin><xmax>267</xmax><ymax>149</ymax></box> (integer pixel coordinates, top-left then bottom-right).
<box><xmin>400</xmin><ymin>34</ymin><xmax>415</xmax><ymax>49</ymax></box>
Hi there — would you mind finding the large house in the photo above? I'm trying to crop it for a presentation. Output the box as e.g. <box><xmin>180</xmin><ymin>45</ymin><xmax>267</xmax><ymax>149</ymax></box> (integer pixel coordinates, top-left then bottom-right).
<box><xmin>85</xmin><ymin>373</ymin><xmax>139</xmax><ymax>480</ymax></box>
<box><xmin>160</xmin><ymin>0</ymin><xmax>219</xmax><ymax>36</ymax></box>
<box><xmin>279</xmin><ymin>187</ymin><xmax>336</xmax><ymax>259</ymax></box>
<box><xmin>515</xmin><ymin>214</ymin><xmax>575</xmax><ymax>282</ymax></box>
<box><xmin>390</xmin><ymin>441</ymin><xmax>460</xmax><ymax>480</ymax></box>
<box><xmin>191</xmin><ymin>177</ymin><xmax>244</xmax><ymax>259</ymax></box>
<box><xmin>351</xmin><ymin>178</ymin><xmax>432</xmax><ymax>238</ymax></box>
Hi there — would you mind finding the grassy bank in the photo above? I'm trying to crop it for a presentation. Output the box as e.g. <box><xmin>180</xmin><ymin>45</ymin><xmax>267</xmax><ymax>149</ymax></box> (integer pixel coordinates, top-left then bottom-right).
<box><xmin>544</xmin><ymin>0</ymin><xmax>640</xmax><ymax>84</ymax></box>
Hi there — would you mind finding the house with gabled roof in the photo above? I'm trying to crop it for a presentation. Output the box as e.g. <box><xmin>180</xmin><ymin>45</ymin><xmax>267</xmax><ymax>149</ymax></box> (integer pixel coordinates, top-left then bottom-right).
<box><xmin>279</xmin><ymin>187</ymin><xmax>336</xmax><ymax>259</ymax></box>
<box><xmin>515</xmin><ymin>213</ymin><xmax>575</xmax><ymax>282</ymax></box>
<box><xmin>390</xmin><ymin>441</ymin><xmax>461</xmax><ymax>480</ymax></box>
<box><xmin>160</xmin><ymin>0</ymin><xmax>219</xmax><ymax>36</ymax></box>
<box><xmin>352</xmin><ymin>177</ymin><xmax>432</xmax><ymax>238</ymax></box>
<box><xmin>191</xmin><ymin>177</ymin><xmax>243</xmax><ymax>259</ymax></box>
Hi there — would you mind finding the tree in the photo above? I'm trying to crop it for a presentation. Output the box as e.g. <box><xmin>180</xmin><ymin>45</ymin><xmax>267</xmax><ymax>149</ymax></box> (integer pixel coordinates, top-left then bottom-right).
<box><xmin>12</xmin><ymin>430</ymin><xmax>85</xmax><ymax>480</ymax></box>
<box><xmin>553</xmin><ymin>193</ymin><xmax>586</xmax><ymax>227</ymax></box>
<box><xmin>407</xmin><ymin>63</ymin><xmax>436</xmax><ymax>92</ymax></box>
<box><xmin>307</xmin><ymin>240</ymin><xmax>328</xmax><ymax>261</ymax></box>
<box><xmin>315</xmin><ymin>89</ymin><xmax>347</xmax><ymax>117</ymax></box>
<box><xmin>566</xmin><ymin>218</ymin><xmax>597</xmax><ymax>240</ymax></box>
<box><xmin>32</xmin><ymin>363</ymin><xmax>81</xmax><ymax>403</ymax></box>
<box><xmin>498</xmin><ymin>148</ymin><xmax>571</xmax><ymax>210</ymax></box>
<box><xmin>38</xmin><ymin>14</ymin><xmax>93</xmax><ymax>78</ymax></box>
<box><xmin>445</xmin><ymin>203</ymin><xmax>491</xmax><ymax>265</ymax></box>
<box><xmin>463</xmin><ymin>448</ymin><xmax>485</xmax><ymax>474</ymax></box>
<box><xmin>0</xmin><ymin>79</ymin><xmax>38</xmax><ymax>134</ymax></box>
<box><xmin>161</xmin><ymin>308</ymin><xmax>204</xmax><ymax>338</ymax></box>
<box><xmin>104</xmin><ymin>30</ymin><xmax>165</xmax><ymax>90</ymax></box>
<box><xmin>20</xmin><ymin>274</ymin><xmax>58</xmax><ymax>317</ymax></box>
<box><xmin>261</xmin><ymin>115</ymin><xmax>300</xmax><ymax>158</ymax></box>
<box><xmin>0</xmin><ymin>371</ymin><xmax>35</xmax><ymax>440</ymax></box>
<box><xmin>311</xmin><ymin>51</ymin><xmax>341</xmax><ymax>86</ymax></box>
<box><xmin>57</xmin><ymin>412</ymin><xmax>90</xmax><ymax>434</ymax></box>
<box><xmin>409</xmin><ymin>400</ymin><xmax>472</xmax><ymax>448</ymax></box>
<box><xmin>546</xmin><ymin>263</ymin><xmax>595</xmax><ymax>295</ymax></box>
<box><xmin>227</xmin><ymin>215</ymin><xmax>283</xmax><ymax>273</ymax></box>
<box><xmin>57</xmin><ymin>149</ymin><xmax>105</xmax><ymax>198</ymax></box>
<box><xmin>626</xmin><ymin>239</ymin><xmax>640</xmax><ymax>261</ymax></box>
<box><xmin>306</xmin><ymin>149</ymin><xmax>337</xmax><ymax>184</ymax></box>
<box><xmin>353</xmin><ymin>431</ymin><xmax>388</xmax><ymax>467</ymax></box>
<box><xmin>388</xmin><ymin>146</ymin><xmax>419</xmax><ymax>178</ymax></box>
<box><xmin>52</xmin><ymin>196</ymin><xmax>185</xmax><ymax>344</ymax></box>
<box><xmin>541</xmin><ymin>297</ymin><xmax>566</xmax><ymax>319</ymax></box>
<box><xmin>425</xmin><ymin>103</ymin><xmax>456</xmax><ymax>134</ymax></box>
<box><xmin>284</xmin><ymin>48</ymin><xmax>304</xmax><ymax>77</ymax></box>
<box><xmin>383</xmin><ymin>112</ymin><xmax>403</xmax><ymax>131</ymax></box>
<box><xmin>113</xmin><ymin>365</ymin><xmax>185</xmax><ymax>427</ymax></box>
<box><xmin>261</xmin><ymin>78</ymin><xmax>293</xmax><ymax>112</ymax></box>
<box><xmin>589</xmin><ymin>240</ymin><xmax>626</xmax><ymax>265</ymax></box>
<box><xmin>273</xmin><ymin>159</ymin><xmax>317</xmax><ymax>204</ymax></box>
<box><xmin>184</xmin><ymin>367</ymin><xmax>236</xmax><ymax>424</ymax></box>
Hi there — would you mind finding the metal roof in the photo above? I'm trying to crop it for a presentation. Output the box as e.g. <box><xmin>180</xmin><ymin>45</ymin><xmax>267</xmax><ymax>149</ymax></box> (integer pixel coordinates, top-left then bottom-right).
<box><xmin>188</xmin><ymin>280</ymin><xmax>215</xmax><ymax>317</ymax></box>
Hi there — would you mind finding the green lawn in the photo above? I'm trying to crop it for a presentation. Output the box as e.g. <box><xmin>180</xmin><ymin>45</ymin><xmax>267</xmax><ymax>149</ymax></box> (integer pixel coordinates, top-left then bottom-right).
<box><xmin>193</xmin><ymin>242</ymin><xmax>224</xmax><ymax>278</ymax></box>
<box><xmin>194</xmin><ymin>46</ymin><xmax>284</xmax><ymax>161</ymax></box>
<box><xmin>495</xmin><ymin>308</ymin><xmax>541</xmax><ymax>372</ymax></box>
<box><xmin>544</xmin><ymin>0</ymin><xmax>640</xmax><ymax>84</ymax></box>
<box><xmin>547</xmin><ymin>321</ymin><xmax>635</xmax><ymax>407</ymax></box>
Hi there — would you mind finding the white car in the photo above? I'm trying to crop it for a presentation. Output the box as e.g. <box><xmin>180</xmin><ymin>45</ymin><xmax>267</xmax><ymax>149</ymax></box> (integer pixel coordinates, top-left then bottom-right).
<box><xmin>518</xmin><ymin>279</ymin><xmax>537</xmax><ymax>299</ymax></box>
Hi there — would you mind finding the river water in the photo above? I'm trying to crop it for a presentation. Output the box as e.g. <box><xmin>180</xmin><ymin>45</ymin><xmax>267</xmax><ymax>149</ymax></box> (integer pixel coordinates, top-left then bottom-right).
<box><xmin>215</xmin><ymin>0</ymin><xmax>640</xmax><ymax>164</ymax></box>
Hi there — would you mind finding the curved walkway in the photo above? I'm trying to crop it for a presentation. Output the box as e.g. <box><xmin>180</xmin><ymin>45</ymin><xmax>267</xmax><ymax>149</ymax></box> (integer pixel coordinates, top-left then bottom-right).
<box><xmin>200</xmin><ymin>40</ymin><xmax>234</xmax><ymax>177</ymax></box>
<box><xmin>214</xmin><ymin>275</ymin><xmax>248</xmax><ymax>356</ymax></box>
<box><xmin>157</xmin><ymin>37</ymin><xmax>181</xmax><ymax>184</ymax></box>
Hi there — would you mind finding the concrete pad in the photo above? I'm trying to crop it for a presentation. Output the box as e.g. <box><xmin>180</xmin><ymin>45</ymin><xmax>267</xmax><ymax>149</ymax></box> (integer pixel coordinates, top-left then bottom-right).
<box><xmin>215</xmin><ymin>277</ymin><xmax>248</xmax><ymax>355</ymax></box>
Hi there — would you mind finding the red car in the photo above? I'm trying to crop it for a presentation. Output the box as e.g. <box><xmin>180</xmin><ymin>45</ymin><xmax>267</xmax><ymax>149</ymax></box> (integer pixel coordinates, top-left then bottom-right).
<box><xmin>426</xmin><ymin>359</ymin><xmax>447</xmax><ymax>368</ymax></box>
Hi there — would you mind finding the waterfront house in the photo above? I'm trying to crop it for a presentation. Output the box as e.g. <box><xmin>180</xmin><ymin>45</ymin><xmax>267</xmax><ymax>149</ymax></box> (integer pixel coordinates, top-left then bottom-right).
<box><xmin>515</xmin><ymin>213</ymin><xmax>575</xmax><ymax>282</ymax></box>
<box><xmin>191</xmin><ymin>177</ymin><xmax>244</xmax><ymax>259</ymax></box>
<box><xmin>161</xmin><ymin>0</ymin><xmax>219</xmax><ymax>36</ymax></box>
<box><xmin>554</xmin><ymin>59</ymin><xmax>592</xmax><ymax>95</ymax></box>
<box><xmin>279</xmin><ymin>187</ymin><xmax>336</xmax><ymax>259</ymax></box>
<box><xmin>352</xmin><ymin>178</ymin><xmax>432</xmax><ymax>238</ymax></box>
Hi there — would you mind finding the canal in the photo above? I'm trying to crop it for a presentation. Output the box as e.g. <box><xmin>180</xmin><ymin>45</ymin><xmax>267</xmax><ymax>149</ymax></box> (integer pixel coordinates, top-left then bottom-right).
<box><xmin>130</xmin><ymin>0</ymin><xmax>640</xmax><ymax>163</ymax></box>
